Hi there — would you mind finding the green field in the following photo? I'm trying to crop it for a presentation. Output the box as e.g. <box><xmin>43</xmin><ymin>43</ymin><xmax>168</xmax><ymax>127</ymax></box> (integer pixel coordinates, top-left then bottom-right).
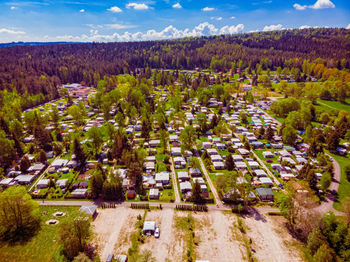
<box><xmin>316</xmin><ymin>99</ymin><xmax>350</xmax><ymax>114</ymax></box>
<box><xmin>331</xmin><ymin>154</ymin><xmax>350</xmax><ymax>212</ymax></box>
<box><xmin>0</xmin><ymin>206</ymin><xmax>80</xmax><ymax>262</ymax></box>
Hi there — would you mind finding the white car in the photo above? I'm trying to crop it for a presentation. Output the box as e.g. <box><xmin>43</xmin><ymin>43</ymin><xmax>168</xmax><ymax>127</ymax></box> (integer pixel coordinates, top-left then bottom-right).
<box><xmin>154</xmin><ymin>227</ymin><xmax>160</xmax><ymax>238</ymax></box>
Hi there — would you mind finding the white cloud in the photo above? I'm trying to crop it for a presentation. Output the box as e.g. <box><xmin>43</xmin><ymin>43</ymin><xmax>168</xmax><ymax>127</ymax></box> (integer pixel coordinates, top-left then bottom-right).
<box><xmin>126</xmin><ymin>3</ymin><xmax>149</xmax><ymax>10</ymax></box>
<box><xmin>172</xmin><ymin>3</ymin><xmax>182</xmax><ymax>9</ymax></box>
<box><xmin>0</xmin><ymin>28</ymin><xmax>25</xmax><ymax>35</ymax></box>
<box><xmin>293</xmin><ymin>0</ymin><xmax>335</xmax><ymax>10</ymax></box>
<box><xmin>293</xmin><ymin>3</ymin><xmax>307</xmax><ymax>10</ymax></box>
<box><xmin>346</xmin><ymin>24</ymin><xmax>350</xmax><ymax>29</ymax></box>
<box><xmin>79</xmin><ymin>9</ymin><xmax>85</xmax><ymax>13</ymax></box>
<box><xmin>48</xmin><ymin>22</ymin><xmax>245</xmax><ymax>42</ymax></box>
<box><xmin>10</xmin><ymin>6</ymin><xmax>16</xmax><ymax>10</ymax></box>
<box><xmin>202</xmin><ymin>7</ymin><xmax>215</xmax><ymax>11</ymax></box>
<box><xmin>104</xmin><ymin>24</ymin><xmax>136</xmax><ymax>30</ymax></box>
<box><xmin>299</xmin><ymin>25</ymin><xmax>311</xmax><ymax>29</ymax></box>
<box><xmin>219</xmin><ymin>24</ymin><xmax>244</xmax><ymax>34</ymax></box>
<box><xmin>211</xmin><ymin>17</ymin><xmax>223</xmax><ymax>21</ymax></box>
<box><xmin>312</xmin><ymin>0</ymin><xmax>335</xmax><ymax>9</ymax></box>
<box><xmin>230</xmin><ymin>16</ymin><xmax>236</xmax><ymax>20</ymax></box>
<box><xmin>263</xmin><ymin>24</ymin><xmax>284</xmax><ymax>31</ymax></box>
<box><xmin>107</xmin><ymin>6</ymin><xmax>122</xmax><ymax>13</ymax></box>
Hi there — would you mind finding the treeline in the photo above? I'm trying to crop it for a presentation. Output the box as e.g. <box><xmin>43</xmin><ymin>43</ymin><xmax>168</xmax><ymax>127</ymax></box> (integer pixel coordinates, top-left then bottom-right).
<box><xmin>0</xmin><ymin>28</ymin><xmax>349</xmax><ymax>102</ymax></box>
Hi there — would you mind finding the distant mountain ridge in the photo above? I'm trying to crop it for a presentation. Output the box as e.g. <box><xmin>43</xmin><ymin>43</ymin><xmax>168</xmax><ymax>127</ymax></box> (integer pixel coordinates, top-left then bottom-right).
<box><xmin>0</xmin><ymin>42</ymin><xmax>88</xmax><ymax>47</ymax></box>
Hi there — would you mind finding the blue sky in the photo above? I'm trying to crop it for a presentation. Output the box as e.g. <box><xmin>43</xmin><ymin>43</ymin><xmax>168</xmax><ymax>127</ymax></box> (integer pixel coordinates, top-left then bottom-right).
<box><xmin>0</xmin><ymin>0</ymin><xmax>349</xmax><ymax>42</ymax></box>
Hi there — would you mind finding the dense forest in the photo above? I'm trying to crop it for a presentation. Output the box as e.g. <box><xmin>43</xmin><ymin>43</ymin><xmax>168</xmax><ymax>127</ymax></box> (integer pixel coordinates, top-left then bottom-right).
<box><xmin>0</xmin><ymin>28</ymin><xmax>349</xmax><ymax>107</ymax></box>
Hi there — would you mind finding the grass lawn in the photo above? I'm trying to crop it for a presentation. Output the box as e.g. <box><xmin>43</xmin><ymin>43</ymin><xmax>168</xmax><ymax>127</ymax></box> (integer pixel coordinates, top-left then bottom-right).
<box><xmin>0</xmin><ymin>206</ymin><xmax>80</xmax><ymax>262</ymax></box>
<box><xmin>316</xmin><ymin>98</ymin><xmax>350</xmax><ymax>113</ymax></box>
<box><xmin>331</xmin><ymin>154</ymin><xmax>350</xmax><ymax>211</ymax></box>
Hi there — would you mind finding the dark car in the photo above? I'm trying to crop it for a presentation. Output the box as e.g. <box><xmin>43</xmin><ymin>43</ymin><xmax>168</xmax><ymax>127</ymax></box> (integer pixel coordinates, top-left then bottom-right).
<box><xmin>278</xmin><ymin>184</ymin><xmax>284</xmax><ymax>189</ymax></box>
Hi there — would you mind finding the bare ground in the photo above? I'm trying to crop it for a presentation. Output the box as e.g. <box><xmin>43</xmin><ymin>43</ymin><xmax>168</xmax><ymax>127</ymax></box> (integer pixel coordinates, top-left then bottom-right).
<box><xmin>243</xmin><ymin>212</ymin><xmax>304</xmax><ymax>262</ymax></box>
<box><xmin>93</xmin><ymin>208</ymin><xmax>305</xmax><ymax>262</ymax></box>
<box><xmin>140</xmin><ymin>209</ymin><xmax>185</xmax><ymax>262</ymax></box>
<box><xmin>92</xmin><ymin>207</ymin><xmax>142</xmax><ymax>261</ymax></box>
<box><xmin>193</xmin><ymin>211</ymin><xmax>246</xmax><ymax>262</ymax></box>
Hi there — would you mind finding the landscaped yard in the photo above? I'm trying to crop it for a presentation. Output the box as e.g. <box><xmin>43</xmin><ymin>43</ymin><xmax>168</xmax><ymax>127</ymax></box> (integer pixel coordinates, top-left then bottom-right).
<box><xmin>331</xmin><ymin>154</ymin><xmax>350</xmax><ymax>211</ymax></box>
<box><xmin>0</xmin><ymin>206</ymin><xmax>80</xmax><ymax>262</ymax></box>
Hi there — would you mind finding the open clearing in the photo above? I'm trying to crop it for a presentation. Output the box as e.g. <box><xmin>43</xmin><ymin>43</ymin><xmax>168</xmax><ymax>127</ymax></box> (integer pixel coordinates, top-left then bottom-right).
<box><xmin>93</xmin><ymin>208</ymin><xmax>305</xmax><ymax>262</ymax></box>
<box><xmin>243</xmin><ymin>211</ymin><xmax>305</xmax><ymax>262</ymax></box>
<box><xmin>140</xmin><ymin>209</ymin><xmax>186</xmax><ymax>261</ymax></box>
<box><xmin>193</xmin><ymin>211</ymin><xmax>246</xmax><ymax>262</ymax></box>
<box><xmin>92</xmin><ymin>207</ymin><xmax>142</xmax><ymax>261</ymax></box>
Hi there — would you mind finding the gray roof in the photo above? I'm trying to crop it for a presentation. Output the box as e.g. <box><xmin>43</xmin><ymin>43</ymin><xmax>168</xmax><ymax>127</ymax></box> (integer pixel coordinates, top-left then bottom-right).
<box><xmin>256</xmin><ymin>188</ymin><xmax>274</xmax><ymax>196</ymax></box>
<box><xmin>80</xmin><ymin>205</ymin><xmax>97</xmax><ymax>215</ymax></box>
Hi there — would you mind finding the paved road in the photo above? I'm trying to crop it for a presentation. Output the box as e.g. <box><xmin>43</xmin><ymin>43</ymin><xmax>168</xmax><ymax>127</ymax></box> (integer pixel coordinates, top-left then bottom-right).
<box><xmin>194</xmin><ymin>151</ymin><xmax>222</xmax><ymax>207</ymax></box>
<box><xmin>314</xmin><ymin>155</ymin><xmax>344</xmax><ymax>216</ymax></box>
<box><xmin>261</xmin><ymin>108</ymin><xmax>344</xmax><ymax>216</ymax></box>
<box><xmin>166</xmin><ymin>141</ymin><xmax>181</xmax><ymax>203</ymax></box>
<box><xmin>28</xmin><ymin>156</ymin><xmax>59</xmax><ymax>192</ymax></box>
<box><xmin>251</xmin><ymin>150</ymin><xmax>282</xmax><ymax>189</ymax></box>
<box><xmin>38</xmin><ymin>199</ymin><xmax>279</xmax><ymax>214</ymax></box>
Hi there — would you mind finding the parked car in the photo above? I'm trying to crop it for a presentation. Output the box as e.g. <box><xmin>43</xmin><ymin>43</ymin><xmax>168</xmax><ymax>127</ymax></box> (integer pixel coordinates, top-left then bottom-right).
<box><xmin>154</xmin><ymin>227</ymin><xmax>160</xmax><ymax>238</ymax></box>
<box><xmin>266</xmin><ymin>159</ymin><xmax>273</xmax><ymax>163</ymax></box>
<box><xmin>106</xmin><ymin>254</ymin><xmax>114</xmax><ymax>262</ymax></box>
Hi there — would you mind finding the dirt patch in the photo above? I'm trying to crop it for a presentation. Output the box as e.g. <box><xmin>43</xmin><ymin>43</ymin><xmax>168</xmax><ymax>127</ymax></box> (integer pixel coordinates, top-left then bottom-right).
<box><xmin>243</xmin><ymin>212</ymin><xmax>304</xmax><ymax>262</ymax></box>
<box><xmin>93</xmin><ymin>207</ymin><xmax>141</xmax><ymax>261</ymax></box>
<box><xmin>113</xmin><ymin>209</ymin><xmax>143</xmax><ymax>256</ymax></box>
<box><xmin>45</xmin><ymin>219</ymin><xmax>59</xmax><ymax>225</ymax></box>
<box><xmin>140</xmin><ymin>209</ymin><xmax>185</xmax><ymax>262</ymax></box>
<box><xmin>193</xmin><ymin>211</ymin><xmax>245</xmax><ymax>262</ymax></box>
<box><xmin>53</xmin><ymin>212</ymin><xmax>66</xmax><ymax>217</ymax></box>
<box><xmin>77</xmin><ymin>173</ymin><xmax>90</xmax><ymax>180</ymax></box>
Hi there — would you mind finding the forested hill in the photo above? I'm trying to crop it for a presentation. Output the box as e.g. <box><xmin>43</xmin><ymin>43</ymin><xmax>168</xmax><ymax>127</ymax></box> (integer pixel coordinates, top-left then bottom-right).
<box><xmin>0</xmin><ymin>28</ymin><xmax>349</xmax><ymax>105</ymax></box>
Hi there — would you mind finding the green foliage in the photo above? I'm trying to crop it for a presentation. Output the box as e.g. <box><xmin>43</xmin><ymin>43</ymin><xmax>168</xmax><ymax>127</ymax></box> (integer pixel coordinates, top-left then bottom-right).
<box><xmin>320</xmin><ymin>173</ymin><xmax>332</xmax><ymax>192</ymax></box>
<box><xmin>0</xmin><ymin>130</ymin><xmax>16</xmax><ymax>169</ymax></box>
<box><xmin>313</xmin><ymin>244</ymin><xmax>335</xmax><ymax>262</ymax></box>
<box><xmin>59</xmin><ymin>213</ymin><xmax>91</xmax><ymax>260</ymax></box>
<box><xmin>345</xmin><ymin>165</ymin><xmax>350</xmax><ymax>182</ymax></box>
<box><xmin>191</xmin><ymin>180</ymin><xmax>204</xmax><ymax>204</ymax></box>
<box><xmin>0</xmin><ymin>186</ymin><xmax>40</xmax><ymax>242</ymax></box>
<box><xmin>90</xmin><ymin>169</ymin><xmax>105</xmax><ymax>199</ymax></box>
<box><xmin>307</xmin><ymin>228</ymin><xmax>327</xmax><ymax>255</ymax></box>
<box><xmin>225</xmin><ymin>153</ymin><xmax>235</xmax><ymax>171</ymax></box>
<box><xmin>180</xmin><ymin>126</ymin><xmax>196</xmax><ymax>152</ymax></box>
<box><xmin>270</xmin><ymin>97</ymin><xmax>300</xmax><ymax>117</ymax></box>
<box><xmin>282</xmin><ymin>125</ymin><xmax>298</xmax><ymax>145</ymax></box>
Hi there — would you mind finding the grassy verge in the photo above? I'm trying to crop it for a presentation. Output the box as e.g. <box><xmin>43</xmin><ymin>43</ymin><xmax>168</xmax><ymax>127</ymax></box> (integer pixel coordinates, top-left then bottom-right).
<box><xmin>331</xmin><ymin>154</ymin><xmax>350</xmax><ymax>211</ymax></box>
<box><xmin>0</xmin><ymin>206</ymin><xmax>80</xmax><ymax>262</ymax></box>
<box><xmin>127</xmin><ymin>210</ymin><xmax>148</xmax><ymax>262</ymax></box>
<box><xmin>175</xmin><ymin>214</ymin><xmax>196</xmax><ymax>262</ymax></box>
<box><xmin>316</xmin><ymin>98</ymin><xmax>350</xmax><ymax>113</ymax></box>
<box><xmin>235</xmin><ymin>216</ymin><xmax>256</xmax><ymax>262</ymax></box>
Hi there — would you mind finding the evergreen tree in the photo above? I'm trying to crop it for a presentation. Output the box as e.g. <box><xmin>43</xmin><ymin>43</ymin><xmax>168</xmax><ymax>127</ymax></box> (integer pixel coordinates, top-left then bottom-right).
<box><xmin>38</xmin><ymin>149</ymin><xmax>47</xmax><ymax>164</ymax></box>
<box><xmin>264</xmin><ymin>125</ymin><xmax>274</xmax><ymax>141</ymax></box>
<box><xmin>73</xmin><ymin>138</ymin><xmax>86</xmax><ymax>167</ymax></box>
<box><xmin>20</xmin><ymin>156</ymin><xmax>31</xmax><ymax>173</ymax></box>
<box><xmin>225</xmin><ymin>154</ymin><xmax>235</xmax><ymax>171</ymax></box>
<box><xmin>191</xmin><ymin>180</ymin><xmax>204</xmax><ymax>203</ymax></box>
<box><xmin>326</xmin><ymin>131</ymin><xmax>339</xmax><ymax>153</ymax></box>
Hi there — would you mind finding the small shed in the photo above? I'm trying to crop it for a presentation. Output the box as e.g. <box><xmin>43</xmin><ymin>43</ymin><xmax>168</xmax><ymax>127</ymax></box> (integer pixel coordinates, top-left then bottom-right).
<box><xmin>143</xmin><ymin>221</ymin><xmax>156</xmax><ymax>235</ymax></box>
<box><xmin>37</xmin><ymin>179</ymin><xmax>50</xmax><ymax>189</ymax></box>
<box><xmin>80</xmin><ymin>205</ymin><xmax>98</xmax><ymax>218</ymax></box>
<box><xmin>256</xmin><ymin>188</ymin><xmax>274</xmax><ymax>201</ymax></box>
<box><xmin>149</xmin><ymin>188</ymin><xmax>159</xmax><ymax>200</ymax></box>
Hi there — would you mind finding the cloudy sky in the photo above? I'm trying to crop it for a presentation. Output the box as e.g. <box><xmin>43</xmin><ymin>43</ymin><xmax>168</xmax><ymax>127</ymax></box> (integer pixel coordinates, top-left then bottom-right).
<box><xmin>0</xmin><ymin>0</ymin><xmax>349</xmax><ymax>42</ymax></box>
